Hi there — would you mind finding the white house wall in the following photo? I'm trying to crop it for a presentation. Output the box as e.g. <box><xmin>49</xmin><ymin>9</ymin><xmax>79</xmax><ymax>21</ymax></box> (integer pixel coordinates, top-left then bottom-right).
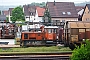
<box><xmin>35</xmin><ymin>10</ymin><xmax>43</xmax><ymax>22</ymax></box>
<box><xmin>25</xmin><ymin>16</ymin><xmax>35</xmax><ymax>22</ymax></box>
<box><xmin>78</xmin><ymin>9</ymin><xmax>84</xmax><ymax>15</ymax></box>
<box><xmin>23</xmin><ymin>7</ymin><xmax>25</xmax><ymax>13</ymax></box>
<box><xmin>37</xmin><ymin>17</ymin><xmax>43</xmax><ymax>22</ymax></box>
<box><xmin>8</xmin><ymin>11</ymin><xmax>12</xmax><ymax>23</ymax></box>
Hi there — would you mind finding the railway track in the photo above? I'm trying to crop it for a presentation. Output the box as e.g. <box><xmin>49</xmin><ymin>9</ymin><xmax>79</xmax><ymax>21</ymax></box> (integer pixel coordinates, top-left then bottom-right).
<box><xmin>0</xmin><ymin>56</ymin><xmax>70</xmax><ymax>60</ymax></box>
<box><xmin>0</xmin><ymin>52</ymin><xmax>72</xmax><ymax>60</ymax></box>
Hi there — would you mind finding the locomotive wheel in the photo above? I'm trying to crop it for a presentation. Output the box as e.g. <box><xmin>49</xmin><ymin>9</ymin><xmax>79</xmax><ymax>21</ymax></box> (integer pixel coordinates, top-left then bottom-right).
<box><xmin>20</xmin><ymin>40</ymin><xmax>26</xmax><ymax>47</ymax></box>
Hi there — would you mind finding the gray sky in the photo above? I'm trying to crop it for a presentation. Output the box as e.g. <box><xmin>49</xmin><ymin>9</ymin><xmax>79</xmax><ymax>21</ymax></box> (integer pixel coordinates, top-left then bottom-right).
<box><xmin>0</xmin><ymin>0</ymin><xmax>89</xmax><ymax>6</ymax></box>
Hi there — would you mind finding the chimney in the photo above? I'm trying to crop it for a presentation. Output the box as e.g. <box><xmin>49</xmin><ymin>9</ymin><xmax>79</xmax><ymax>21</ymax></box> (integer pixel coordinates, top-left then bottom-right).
<box><xmin>54</xmin><ymin>0</ymin><xmax>55</xmax><ymax>6</ymax></box>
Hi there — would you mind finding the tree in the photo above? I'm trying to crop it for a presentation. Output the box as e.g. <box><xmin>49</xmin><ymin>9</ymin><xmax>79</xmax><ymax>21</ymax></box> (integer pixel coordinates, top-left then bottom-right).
<box><xmin>71</xmin><ymin>40</ymin><xmax>90</xmax><ymax>60</ymax></box>
<box><xmin>43</xmin><ymin>9</ymin><xmax>51</xmax><ymax>25</ymax></box>
<box><xmin>11</xmin><ymin>6</ymin><xmax>25</xmax><ymax>23</ymax></box>
<box><xmin>30</xmin><ymin>2</ymin><xmax>46</xmax><ymax>7</ymax></box>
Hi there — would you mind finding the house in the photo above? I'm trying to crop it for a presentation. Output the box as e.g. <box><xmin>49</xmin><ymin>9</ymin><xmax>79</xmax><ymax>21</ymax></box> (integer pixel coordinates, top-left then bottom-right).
<box><xmin>2</xmin><ymin>10</ymin><xmax>9</xmax><ymax>17</ymax></box>
<box><xmin>8</xmin><ymin>8</ymin><xmax>14</xmax><ymax>23</ymax></box>
<box><xmin>82</xmin><ymin>4</ymin><xmax>90</xmax><ymax>21</ymax></box>
<box><xmin>2</xmin><ymin>8</ymin><xmax>14</xmax><ymax>22</ymax></box>
<box><xmin>35</xmin><ymin>7</ymin><xmax>45</xmax><ymax>22</ymax></box>
<box><xmin>0</xmin><ymin>15</ymin><xmax>6</xmax><ymax>22</ymax></box>
<box><xmin>46</xmin><ymin>2</ymin><xmax>78</xmax><ymax>22</ymax></box>
<box><xmin>23</xmin><ymin>5</ymin><xmax>36</xmax><ymax>22</ymax></box>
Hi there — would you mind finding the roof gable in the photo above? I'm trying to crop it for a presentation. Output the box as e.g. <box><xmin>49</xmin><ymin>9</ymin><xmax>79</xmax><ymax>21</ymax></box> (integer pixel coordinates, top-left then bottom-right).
<box><xmin>82</xmin><ymin>4</ymin><xmax>90</xmax><ymax>18</ymax></box>
<box><xmin>23</xmin><ymin>5</ymin><xmax>36</xmax><ymax>16</ymax></box>
<box><xmin>47</xmin><ymin>2</ymin><xmax>78</xmax><ymax>18</ymax></box>
<box><xmin>86</xmin><ymin>4</ymin><xmax>90</xmax><ymax>11</ymax></box>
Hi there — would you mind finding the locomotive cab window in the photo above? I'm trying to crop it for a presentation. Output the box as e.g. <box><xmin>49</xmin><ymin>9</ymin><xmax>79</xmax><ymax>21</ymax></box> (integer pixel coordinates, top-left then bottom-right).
<box><xmin>53</xmin><ymin>29</ymin><xmax>57</xmax><ymax>33</ymax></box>
<box><xmin>48</xmin><ymin>29</ymin><xmax>52</xmax><ymax>33</ymax></box>
<box><xmin>24</xmin><ymin>33</ymin><xmax>28</xmax><ymax>39</ymax></box>
<box><xmin>47</xmin><ymin>29</ymin><xmax>57</xmax><ymax>33</ymax></box>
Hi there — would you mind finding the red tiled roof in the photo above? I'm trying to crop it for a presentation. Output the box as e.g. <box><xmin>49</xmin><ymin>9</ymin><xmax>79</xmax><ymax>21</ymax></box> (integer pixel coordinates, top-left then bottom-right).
<box><xmin>36</xmin><ymin>7</ymin><xmax>45</xmax><ymax>17</ymax></box>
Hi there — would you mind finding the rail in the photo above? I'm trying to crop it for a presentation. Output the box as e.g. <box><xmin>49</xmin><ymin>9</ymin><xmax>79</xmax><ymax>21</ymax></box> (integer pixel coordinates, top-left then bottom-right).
<box><xmin>0</xmin><ymin>52</ymin><xmax>72</xmax><ymax>56</ymax></box>
<box><xmin>0</xmin><ymin>52</ymin><xmax>72</xmax><ymax>60</ymax></box>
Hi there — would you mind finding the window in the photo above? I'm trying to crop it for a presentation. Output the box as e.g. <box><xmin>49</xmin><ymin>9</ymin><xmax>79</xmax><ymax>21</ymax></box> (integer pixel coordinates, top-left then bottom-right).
<box><xmin>67</xmin><ymin>12</ymin><xmax>71</xmax><ymax>15</ymax></box>
<box><xmin>62</xmin><ymin>20</ymin><xmax>65</xmax><ymax>22</ymax></box>
<box><xmin>53</xmin><ymin>29</ymin><xmax>57</xmax><ymax>33</ymax></box>
<box><xmin>30</xmin><ymin>12</ymin><xmax>33</xmax><ymax>15</ymax></box>
<box><xmin>62</xmin><ymin>12</ymin><xmax>66</xmax><ymax>15</ymax></box>
<box><xmin>48</xmin><ymin>29</ymin><xmax>54</xmax><ymax>33</ymax></box>
<box><xmin>86</xmin><ymin>18</ymin><xmax>90</xmax><ymax>21</ymax></box>
<box><xmin>48</xmin><ymin>29</ymin><xmax>51</xmax><ymax>33</ymax></box>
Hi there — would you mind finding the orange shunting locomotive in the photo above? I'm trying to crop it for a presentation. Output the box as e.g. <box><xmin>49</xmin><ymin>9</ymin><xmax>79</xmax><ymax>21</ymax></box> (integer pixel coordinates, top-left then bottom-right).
<box><xmin>20</xmin><ymin>25</ymin><xmax>59</xmax><ymax>46</ymax></box>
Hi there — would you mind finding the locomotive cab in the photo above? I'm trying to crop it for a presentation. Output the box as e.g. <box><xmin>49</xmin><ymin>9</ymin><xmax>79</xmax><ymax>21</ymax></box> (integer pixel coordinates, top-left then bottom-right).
<box><xmin>44</xmin><ymin>26</ymin><xmax>58</xmax><ymax>45</ymax></box>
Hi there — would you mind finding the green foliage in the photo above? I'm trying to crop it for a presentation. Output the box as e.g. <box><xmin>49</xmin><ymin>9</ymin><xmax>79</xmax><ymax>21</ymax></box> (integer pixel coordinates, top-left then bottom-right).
<box><xmin>30</xmin><ymin>2</ymin><xmax>46</xmax><ymax>7</ymax></box>
<box><xmin>71</xmin><ymin>40</ymin><xmax>90</xmax><ymax>60</ymax></box>
<box><xmin>6</xmin><ymin>17</ymin><xmax>9</xmax><ymax>22</ymax></box>
<box><xmin>11</xmin><ymin>6</ymin><xmax>25</xmax><ymax>23</ymax></box>
<box><xmin>0</xmin><ymin>46</ymin><xmax>71</xmax><ymax>52</ymax></box>
<box><xmin>43</xmin><ymin>9</ymin><xmax>51</xmax><ymax>25</ymax></box>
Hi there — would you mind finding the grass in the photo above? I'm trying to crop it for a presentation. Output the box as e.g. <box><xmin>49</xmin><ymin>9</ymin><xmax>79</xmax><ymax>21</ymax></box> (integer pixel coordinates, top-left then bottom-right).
<box><xmin>0</xmin><ymin>46</ymin><xmax>71</xmax><ymax>52</ymax></box>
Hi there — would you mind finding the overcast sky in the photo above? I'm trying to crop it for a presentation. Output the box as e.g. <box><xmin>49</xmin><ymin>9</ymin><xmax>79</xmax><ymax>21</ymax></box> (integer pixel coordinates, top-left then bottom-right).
<box><xmin>0</xmin><ymin>0</ymin><xmax>89</xmax><ymax>6</ymax></box>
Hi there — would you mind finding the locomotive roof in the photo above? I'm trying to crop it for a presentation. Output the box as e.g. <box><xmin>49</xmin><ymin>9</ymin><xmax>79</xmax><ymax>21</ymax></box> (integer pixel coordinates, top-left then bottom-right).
<box><xmin>44</xmin><ymin>26</ymin><xmax>58</xmax><ymax>29</ymax></box>
<box><xmin>22</xmin><ymin>25</ymin><xmax>41</xmax><ymax>31</ymax></box>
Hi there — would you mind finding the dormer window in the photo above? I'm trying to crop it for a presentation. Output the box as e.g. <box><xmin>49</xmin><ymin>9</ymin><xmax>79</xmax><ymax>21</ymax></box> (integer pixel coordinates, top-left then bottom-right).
<box><xmin>62</xmin><ymin>12</ymin><xmax>66</xmax><ymax>15</ymax></box>
<box><xmin>30</xmin><ymin>12</ymin><xmax>33</xmax><ymax>15</ymax></box>
<box><xmin>67</xmin><ymin>12</ymin><xmax>71</xmax><ymax>15</ymax></box>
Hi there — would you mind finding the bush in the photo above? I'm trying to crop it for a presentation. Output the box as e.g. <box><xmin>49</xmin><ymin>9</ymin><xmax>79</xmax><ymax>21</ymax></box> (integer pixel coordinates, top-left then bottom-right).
<box><xmin>71</xmin><ymin>40</ymin><xmax>90</xmax><ymax>60</ymax></box>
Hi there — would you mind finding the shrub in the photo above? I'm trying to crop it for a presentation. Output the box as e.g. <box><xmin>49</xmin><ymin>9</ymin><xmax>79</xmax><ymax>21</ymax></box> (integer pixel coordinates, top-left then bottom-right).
<box><xmin>71</xmin><ymin>40</ymin><xmax>90</xmax><ymax>60</ymax></box>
